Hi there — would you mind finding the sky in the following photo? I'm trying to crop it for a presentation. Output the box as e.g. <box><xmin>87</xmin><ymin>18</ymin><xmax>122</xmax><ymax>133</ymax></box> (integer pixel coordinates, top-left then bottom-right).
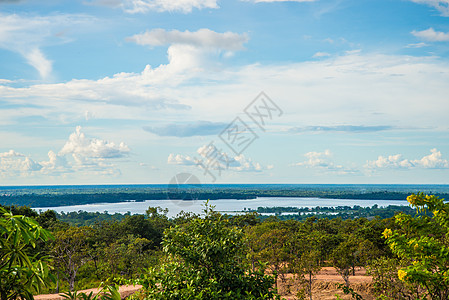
<box><xmin>1</xmin><ymin>0</ymin><xmax>449</xmax><ymax>185</ymax></box>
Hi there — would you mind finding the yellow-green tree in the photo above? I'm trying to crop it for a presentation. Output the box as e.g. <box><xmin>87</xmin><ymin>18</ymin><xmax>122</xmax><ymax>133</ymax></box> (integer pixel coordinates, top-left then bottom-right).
<box><xmin>383</xmin><ymin>193</ymin><xmax>449</xmax><ymax>299</ymax></box>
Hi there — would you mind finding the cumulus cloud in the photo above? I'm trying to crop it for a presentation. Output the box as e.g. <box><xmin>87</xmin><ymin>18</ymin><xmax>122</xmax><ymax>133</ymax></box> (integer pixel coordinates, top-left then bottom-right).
<box><xmin>168</xmin><ymin>144</ymin><xmax>268</xmax><ymax>173</ymax></box>
<box><xmin>365</xmin><ymin>149</ymin><xmax>449</xmax><ymax>170</ymax></box>
<box><xmin>144</xmin><ymin>121</ymin><xmax>227</xmax><ymax>137</ymax></box>
<box><xmin>127</xmin><ymin>28</ymin><xmax>248</xmax><ymax>51</ymax></box>
<box><xmin>409</xmin><ymin>0</ymin><xmax>449</xmax><ymax>16</ymax></box>
<box><xmin>0</xmin><ymin>13</ymin><xmax>96</xmax><ymax>79</ymax></box>
<box><xmin>39</xmin><ymin>151</ymin><xmax>71</xmax><ymax>175</ymax></box>
<box><xmin>60</xmin><ymin>126</ymin><xmax>130</xmax><ymax>159</ymax></box>
<box><xmin>231</xmin><ymin>154</ymin><xmax>263</xmax><ymax>172</ymax></box>
<box><xmin>0</xmin><ymin>126</ymin><xmax>130</xmax><ymax>178</ymax></box>
<box><xmin>289</xmin><ymin>125</ymin><xmax>393</xmax><ymax>134</ymax></box>
<box><xmin>411</xmin><ymin>28</ymin><xmax>449</xmax><ymax>41</ymax></box>
<box><xmin>413</xmin><ymin>148</ymin><xmax>449</xmax><ymax>168</ymax></box>
<box><xmin>294</xmin><ymin>150</ymin><xmax>359</xmax><ymax>175</ymax></box>
<box><xmin>0</xmin><ymin>150</ymin><xmax>24</xmax><ymax>158</ymax></box>
<box><xmin>87</xmin><ymin>0</ymin><xmax>219</xmax><ymax>13</ymax></box>
<box><xmin>365</xmin><ymin>154</ymin><xmax>412</xmax><ymax>169</ymax></box>
<box><xmin>167</xmin><ymin>153</ymin><xmax>197</xmax><ymax>165</ymax></box>
<box><xmin>0</xmin><ymin>150</ymin><xmax>42</xmax><ymax>177</ymax></box>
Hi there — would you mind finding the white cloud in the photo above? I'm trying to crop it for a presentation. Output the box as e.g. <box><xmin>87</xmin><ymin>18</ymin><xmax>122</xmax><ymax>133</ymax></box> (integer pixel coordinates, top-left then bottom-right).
<box><xmin>168</xmin><ymin>144</ymin><xmax>268</xmax><ymax>173</ymax></box>
<box><xmin>313</xmin><ymin>52</ymin><xmax>331</xmax><ymax>58</ymax></box>
<box><xmin>413</xmin><ymin>148</ymin><xmax>449</xmax><ymax>168</ymax></box>
<box><xmin>0</xmin><ymin>150</ymin><xmax>24</xmax><ymax>158</ymax></box>
<box><xmin>60</xmin><ymin>126</ymin><xmax>130</xmax><ymax>159</ymax></box>
<box><xmin>89</xmin><ymin>0</ymin><xmax>219</xmax><ymax>13</ymax></box>
<box><xmin>22</xmin><ymin>48</ymin><xmax>53</xmax><ymax>79</ymax></box>
<box><xmin>232</xmin><ymin>154</ymin><xmax>263</xmax><ymax>172</ymax></box>
<box><xmin>127</xmin><ymin>28</ymin><xmax>248</xmax><ymax>51</ymax></box>
<box><xmin>0</xmin><ymin>150</ymin><xmax>42</xmax><ymax>177</ymax></box>
<box><xmin>412</xmin><ymin>28</ymin><xmax>449</xmax><ymax>41</ymax></box>
<box><xmin>405</xmin><ymin>42</ymin><xmax>429</xmax><ymax>48</ymax></box>
<box><xmin>0</xmin><ymin>13</ymin><xmax>96</xmax><ymax>79</ymax></box>
<box><xmin>365</xmin><ymin>154</ymin><xmax>412</xmax><ymax>169</ymax></box>
<box><xmin>167</xmin><ymin>153</ymin><xmax>197</xmax><ymax>165</ymax></box>
<box><xmin>0</xmin><ymin>127</ymin><xmax>130</xmax><ymax>178</ymax></box>
<box><xmin>294</xmin><ymin>150</ymin><xmax>359</xmax><ymax>175</ymax></box>
<box><xmin>409</xmin><ymin>0</ymin><xmax>449</xmax><ymax>17</ymax></box>
<box><xmin>295</xmin><ymin>150</ymin><xmax>333</xmax><ymax>168</ymax></box>
<box><xmin>366</xmin><ymin>149</ymin><xmax>449</xmax><ymax>170</ymax></box>
<box><xmin>39</xmin><ymin>150</ymin><xmax>71</xmax><ymax>175</ymax></box>
<box><xmin>1</xmin><ymin>51</ymin><xmax>449</xmax><ymax>134</ymax></box>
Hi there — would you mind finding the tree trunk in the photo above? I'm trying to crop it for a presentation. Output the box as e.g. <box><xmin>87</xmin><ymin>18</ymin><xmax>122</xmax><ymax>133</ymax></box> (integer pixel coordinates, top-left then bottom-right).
<box><xmin>56</xmin><ymin>271</ymin><xmax>59</xmax><ymax>293</ymax></box>
<box><xmin>309</xmin><ymin>272</ymin><xmax>313</xmax><ymax>300</ymax></box>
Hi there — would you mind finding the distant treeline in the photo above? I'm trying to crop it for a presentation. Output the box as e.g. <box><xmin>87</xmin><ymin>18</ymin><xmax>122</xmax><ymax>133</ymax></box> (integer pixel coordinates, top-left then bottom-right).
<box><xmin>1</xmin><ymin>185</ymin><xmax>449</xmax><ymax>208</ymax></box>
<box><xmin>253</xmin><ymin>204</ymin><xmax>420</xmax><ymax>221</ymax></box>
<box><xmin>28</xmin><ymin>204</ymin><xmax>422</xmax><ymax>226</ymax></box>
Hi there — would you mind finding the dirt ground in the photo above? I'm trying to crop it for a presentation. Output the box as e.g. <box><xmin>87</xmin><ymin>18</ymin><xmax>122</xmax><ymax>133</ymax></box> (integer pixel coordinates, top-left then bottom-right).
<box><xmin>278</xmin><ymin>267</ymin><xmax>374</xmax><ymax>300</ymax></box>
<box><xmin>34</xmin><ymin>285</ymin><xmax>143</xmax><ymax>300</ymax></box>
<box><xmin>35</xmin><ymin>267</ymin><xmax>373</xmax><ymax>300</ymax></box>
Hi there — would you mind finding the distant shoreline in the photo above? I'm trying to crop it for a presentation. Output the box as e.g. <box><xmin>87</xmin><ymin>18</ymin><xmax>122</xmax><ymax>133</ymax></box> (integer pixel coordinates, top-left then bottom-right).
<box><xmin>0</xmin><ymin>184</ymin><xmax>447</xmax><ymax>208</ymax></box>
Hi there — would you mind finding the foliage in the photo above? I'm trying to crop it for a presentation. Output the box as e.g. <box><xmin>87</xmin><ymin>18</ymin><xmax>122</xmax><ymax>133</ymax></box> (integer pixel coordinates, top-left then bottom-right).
<box><xmin>245</xmin><ymin>221</ymin><xmax>292</xmax><ymax>290</ymax></box>
<box><xmin>334</xmin><ymin>283</ymin><xmax>363</xmax><ymax>300</ymax></box>
<box><xmin>367</xmin><ymin>256</ymin><xmax>423</xmax><ymax>299</ymax></box>
<box><xmin>288</xmin><ymin>229</ymin><xmax>323</xmax><ymax>300</ymax></box>
<box><xmin>0</xmin><ymin>206</ymin><xmax>54</xmax><ymax>300</ymax></box>
<box><xmin>137</xmin><ymin>205</ymin><xmax>281</xmax><ymax>299</ymax></box>
<box><xmin>383</xmin><ymin>193</ymin><xmax>449</xmax><ymax>299</ymax></box>
<box><xmin>52</xmin><ymin>226</ymin><xmax>95</xmax><ymax>291</ymax></box>
<box><xmin>60</xmin><ymin>285</ymin><xmax>121</xmax><ymax>300</ymax></box>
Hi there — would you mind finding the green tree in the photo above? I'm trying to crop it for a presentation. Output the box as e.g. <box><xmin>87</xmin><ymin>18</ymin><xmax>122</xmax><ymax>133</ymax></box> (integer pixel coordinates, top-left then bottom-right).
<box><xmin>246</xmin><ymin>221</ymin><xmax>291</xmax><ymax>291</ymax></box>
<box><xmin>288</xmin><ymin>229</ymin><xmax>322</xmax><ymax>300</ymax></box>
<box><xmin>0</xmin><ymin>207</ymin><xmax>54</xmax><ymax>300</ymax></box>
<box><xmin>383</xmin><ymin>193</ymin><xmax>449</xmax><ymax>299</ymax></box>
<box><xmin>52</xmin><ymin>226</ymin><xmax>94</xmax><ymax>291</ymax></box>
<box><xmin>138</xmin><ymin>205</ymin><xmax>280</xmax><ymax>299</ymax></box>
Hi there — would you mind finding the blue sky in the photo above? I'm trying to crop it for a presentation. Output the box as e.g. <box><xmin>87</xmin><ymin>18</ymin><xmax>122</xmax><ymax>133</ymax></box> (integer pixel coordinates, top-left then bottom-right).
<box><xmin>1</xmin><ymin>0</ymin><xmax>449</xmax><ymax>185</ymax></box>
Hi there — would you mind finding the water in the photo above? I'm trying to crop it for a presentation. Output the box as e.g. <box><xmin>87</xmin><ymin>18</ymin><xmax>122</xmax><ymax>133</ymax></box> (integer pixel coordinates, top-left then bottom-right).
<box><xmin>33</xmin><ymin>197</ymin><xmax>410</xmax><ymax>218</ymax></box>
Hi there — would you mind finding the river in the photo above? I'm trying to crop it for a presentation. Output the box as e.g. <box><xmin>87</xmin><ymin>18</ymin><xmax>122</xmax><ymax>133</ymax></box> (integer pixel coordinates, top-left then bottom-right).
<box><xmin>33</xmin><ymin>197</ymin><xmax>410</xmax><ymax>217</ymax></box>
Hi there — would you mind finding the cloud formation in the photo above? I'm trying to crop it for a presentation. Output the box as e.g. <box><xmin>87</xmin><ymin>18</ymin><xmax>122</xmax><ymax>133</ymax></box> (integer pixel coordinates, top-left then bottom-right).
<box><xmin>0</xmin><ymin>127</ymin><xmax>130</xmax><ymax>178</ymax></box>
<box><xmin>60</xmin><ymin>126</ymin><xmax>130</xmax><ymax>159</ymax></box>
<box><xmin>366</xmin><ymin>149</ymin><xmax>449</xmax><ymax>170</ymax></box>
<box><xmin>412</xmin><ymin>28</ymin><xmax>449</xmax><ymax>41</ymax></box>
<box><xmin>0</xmin><ymin>13</ymin><xmax>96</xmax><ymax>79</ymax></box>
<box><xmin>144</xmin><ymin>121</ymin><xmax>227</xmax><ymax>137</ymax></box>
<box><xmin>1</xmin><ymin>50</ymin><xmax>449</xmax><ymax>136</ymax></box>
<box><xmin>0</xmin><ymin>151</ymin><xmax>42</xmax><ymax>177</ymax></box>
<box><xmin>168</xmin><ymin>144</ymin><xmax>268</xmax><ymax>173</ymax></box>
<box><xmin>294</xmin><ymin>150</ymin><xmax>359</xmax><ymax>175</ymax></box>
<box><xmin>88</xmin><ymin>0</ymin><xmax>219</xmax><ymax>13</ymax></box>
<box><xmin>127</xmin><ymin>28</ymin><xmax>248</xmax><ymax>51</ymax></box>
<box><xmin>409</xmin><ymin>0</ymin><xmax>449</xmax><ymax>16</ymax></box>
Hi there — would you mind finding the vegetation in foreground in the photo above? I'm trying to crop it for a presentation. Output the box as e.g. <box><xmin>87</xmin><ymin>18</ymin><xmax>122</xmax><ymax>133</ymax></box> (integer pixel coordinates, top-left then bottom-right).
<box><xmin>1</xmin><ymin>193</ymin><xmax>449</xmax><ymax>299</ymax></box>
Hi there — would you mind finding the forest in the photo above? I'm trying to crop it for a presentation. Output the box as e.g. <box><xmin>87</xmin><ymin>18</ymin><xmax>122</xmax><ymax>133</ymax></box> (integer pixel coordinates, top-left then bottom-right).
<box><xmin>1</xmin><ymin>184</ymin><xmax>448</xmax><ymax>208</ymax></box>
<box><xmin>1</xmin><ymin>193</ymin><xmax>449</xmax><ymax>299</ymax></box>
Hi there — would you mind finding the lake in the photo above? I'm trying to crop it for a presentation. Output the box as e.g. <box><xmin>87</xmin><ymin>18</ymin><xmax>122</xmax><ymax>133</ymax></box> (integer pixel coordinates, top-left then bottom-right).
<box><xmin>33</xmin><ymin>197</ymin><xmax>410</xmax><ymax>217</ymax></box>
